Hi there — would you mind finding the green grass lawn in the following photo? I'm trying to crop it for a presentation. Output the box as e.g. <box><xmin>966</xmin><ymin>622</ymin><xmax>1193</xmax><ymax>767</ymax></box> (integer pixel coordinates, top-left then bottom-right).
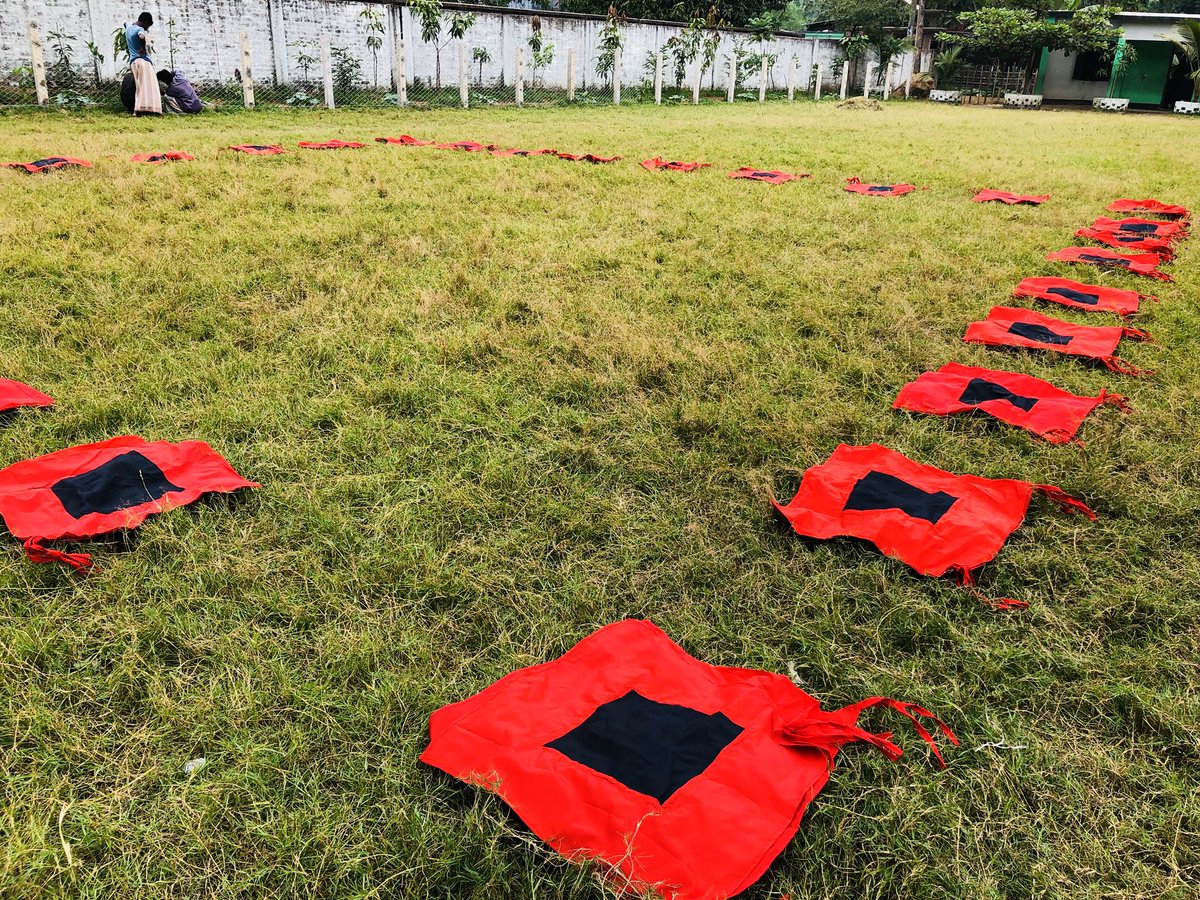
<box><xmin>0</xmin><ymin>101</ymin><xmax>1197</xmax><ymax>899</ymax></box>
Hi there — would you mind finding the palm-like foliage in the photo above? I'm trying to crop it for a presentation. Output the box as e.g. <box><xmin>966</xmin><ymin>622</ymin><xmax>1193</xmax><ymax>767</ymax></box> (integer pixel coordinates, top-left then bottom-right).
<box><xmin>1170</xmin><ymin>20</ymin><xmax>1200</xmax><ymax>102</ymax></box>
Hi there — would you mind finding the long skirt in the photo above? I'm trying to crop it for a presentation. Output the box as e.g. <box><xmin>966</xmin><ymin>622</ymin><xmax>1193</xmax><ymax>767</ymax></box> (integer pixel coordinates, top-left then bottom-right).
<box><xmin>132</xmin><ymin>59</ymin><xmax>162</xmax><ymax>115</ymax></box>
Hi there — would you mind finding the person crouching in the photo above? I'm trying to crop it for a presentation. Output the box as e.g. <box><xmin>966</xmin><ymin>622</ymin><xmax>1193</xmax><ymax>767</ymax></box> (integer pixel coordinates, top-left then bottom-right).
<box><xmin>157</xmin><ymin>69</ymin><xmax>202</xmax><ymax>114</ymax></box>
<box><xmin>125</xmin><ymin>12</ymin><xmax>161</xmax><ymax>116</ymax></box>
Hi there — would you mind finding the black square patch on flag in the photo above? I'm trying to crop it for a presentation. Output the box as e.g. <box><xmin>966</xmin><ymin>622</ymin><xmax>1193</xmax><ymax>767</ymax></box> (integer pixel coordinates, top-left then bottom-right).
<box><xmin>844</xmin><ymin>470</ymin><xmax>958</xmax><ymax>524</ymax></box>
<box><xmin>546</xmin><ymin>689</ymin><xmax>744</xmax><ymax>804</ymax></box>
<box><xmin>51</xmin><ymin>451</ymin><xmax>184</xmax><ymax>519</ymax></box>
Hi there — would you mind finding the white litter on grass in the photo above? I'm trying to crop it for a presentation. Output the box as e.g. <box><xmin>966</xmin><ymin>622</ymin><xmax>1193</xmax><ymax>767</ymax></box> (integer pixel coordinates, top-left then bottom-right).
<box><xmin>184</xmin><ymin>757</ymin><xmax>207</xmax><ymax>775</ymax></box>
<box><xmin>974</xmin><ymin>741</ymin><xmax>1027</xmax><ymax>752</ymax></box>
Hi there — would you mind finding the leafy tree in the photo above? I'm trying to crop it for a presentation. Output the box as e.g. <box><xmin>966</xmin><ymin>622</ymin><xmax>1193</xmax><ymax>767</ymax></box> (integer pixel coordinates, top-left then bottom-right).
<box><xmin>937</xmin><ymin>4</ymin><xmax>1123</xmax><ymax>91</ymax></box>
<box><xmin>560</xmin><ymin>0</ymin><xmax>786</xmax><ymax>28</ymax></box>
<box><xmin>664</xmin><ymin>16</ymin><xmax>704</xmax><ymax>87</ymax></box>
<box><xmin>411</xmin><ymin>0</ymin><xmax>475</xmax><ymax>89</ymax></box>
<box><xmin>1168</xmin><ymin>18</ymin><xmax>1200</xmax><ymax>101</ymax></box>
<box><xmin>528</xmin><ymin>17</ymin><xmax>555</xmax><ymax>87</ymax></box>
<box><xmin>472</xmin><ymin>46</ymin><xmax>491</xmax><ymax>85</ymax></box>
<box><xmin>360</xmin><ymin>8</ymin><xmax>386</xmax><ymax>85</ymax></box>
<box><xmin>596</xmin><ymin>8</ymin><xmax>627</xmax><ymax>84</ymax></box>
<box><xmin>816</xmin><ymin>0</ymin><xmax>907</xmax><ymax>42</ymax></box>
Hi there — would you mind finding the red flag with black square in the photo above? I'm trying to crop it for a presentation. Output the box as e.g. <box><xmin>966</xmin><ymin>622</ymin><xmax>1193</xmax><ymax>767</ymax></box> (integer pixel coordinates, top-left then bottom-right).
<box><xmin>964</xmin><ymin>306</ymin><xmax>1153</xmax><ymax>376</ymax></box>
<box><xmin>0</xmin><ymin>436</ymin><xmax>258</xmax><ymax>571</ymax></box>
<box><xmin>972</xmin><ymin>189</ymin><xmax>1048</xmax><ymax>205</ymax></box>
<box><xmin>893</xmin><ymin>362</ymin><xmax>1130</xmax><ymax>444</ymax></box>
<box><xmin>422</xmin><ymin>618</ymin><xmax>956</xmax><ymax>900</ymax></box>
<box><xmin>1046</xmin><ymin>246</ymin><xmax>1170</xmax><ymax>281</ymax></box>
<box><xmin>844</xmin><ymin>177</ymin><xmax>916</xmax><ymax>196</ymax></box>
<box><xmin>773</xmin><ymin>444</ymin><xmax>1094</xmax><ymax>607</ymax></box>
<box><xmin>1012</xmin><ymin>276</ymin><xmax>1150</xmax><ymax>316</ymax></box>
<box><xmin>1107</xmin><ymin>198</ymin><xmax>1189</xmax><ymax>220</ymax></box>
<box><xmin>1074</xmin><ymin>227</ymin><xmax>1176</xmax><ymax>259</ymax></box>
<box><xmin>1089</xmin><ymin>216</ymin><xmax>1188</xmax><ymax>244</ymax></box>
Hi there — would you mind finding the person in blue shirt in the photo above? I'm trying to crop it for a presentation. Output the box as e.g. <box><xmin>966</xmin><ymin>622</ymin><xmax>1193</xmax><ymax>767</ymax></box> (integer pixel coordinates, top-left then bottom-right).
<box><xmin>125</xmin><ymin>12</ymin><xmax>161</xmax><ymax>115</ymax></box>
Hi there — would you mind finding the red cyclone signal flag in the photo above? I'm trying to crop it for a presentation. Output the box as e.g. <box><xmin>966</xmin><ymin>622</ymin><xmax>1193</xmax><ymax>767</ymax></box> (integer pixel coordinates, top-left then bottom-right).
<box><xmin>1107</xmin><ymin>198</ymin><xmax>1189</xmax><ymax>220</ymax></box>
<box><xmin>1075</xmin><ymin>226</ymin><xmax>1175</xmax><ymax>259</ymax></box>
<box><xmin>772</xmin><ymin>443</ymin><xmax>1095</xmax><ymax>608</ymax></box>
<box><xmin>298</xmin><ymin>140</ymin><xmax>365</xmax><ymax>150</ymax></box>
<box><xmin>131</xmin><ymin>151</ymin><xmax>194</xmax><ymax>164</ymax></box>
<box><xmin>1089</xmin><ymin>216</ymin><xmax>1188</xmax><ymax>243</ymax></box>
<box><xmin>4</xmin><ymin>157</ymin><xmax>93</xmax><ymax>173</ymax></box>
<box><xmin>963</xmin><ymin>306</ymin><xmax>1153</xmax><ymax>376</ymax></box>
<box><xmin>972</xmin><ymin>189</ymin><xmax>1049</xmax><ymax>205</ymax></box>
<box><xmin>1046</xmin><ymin>246</ymin><xmax>1171</xmax><ymax>281</ymax></box>
<box><xmin>641</xmin><ymin>157</ymin><xmax>711</xmax><ymax>172</ymax></box>
<box><xmin>375</xmin><ymin>135</ymin><xmax>436</xmax><ymax>145</ymax></box>
<box><xmin>0</xmin><ymin>436</ymin><xmax>258</xmax><ymax>571</ymax></box>
<box><xmin>0</xmin><ymin>379</ymin><xmax>54</xmax><ymax>413</ymax></box>
<box><xmin>894</xmin><ymin>362</ymin><xmax>1130</xmax><ymax>445</ymax></box>
<box><xmin>844</xmin><ymin>177</ymin><xmax>916</xmax><ymax>196</ymax></box>
<box><xmin>230</xmin><ymin>145</ymin><xmax>286</xmax><ymax>155</ymax></box>
<box><xmin>422</xmin><ymin>619</ymin><xmax>956</xmax><ymax>900</ymax></box>
<box><xmin>1013</xmin><ymin>276</ymin><xmax>1150</xmax><ymax>316</ymax></box>
<box><xmin>728</xmin><ymin>167</ymin><xmax>807</xmax><ymax>184</ymax></box>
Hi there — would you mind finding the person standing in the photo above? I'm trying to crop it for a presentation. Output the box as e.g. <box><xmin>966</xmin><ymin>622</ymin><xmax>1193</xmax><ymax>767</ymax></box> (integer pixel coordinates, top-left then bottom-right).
<box><xmin>125</xmin><ymin>12</ymin><xmax>161</xmax><ymax>116</ymax></box>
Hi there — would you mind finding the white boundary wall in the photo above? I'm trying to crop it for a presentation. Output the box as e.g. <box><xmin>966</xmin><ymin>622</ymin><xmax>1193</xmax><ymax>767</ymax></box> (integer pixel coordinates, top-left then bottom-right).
<box><xmin>0</xmin><ymin>0</ymin><xmax>909</xmax><ymax>94</ymax></box>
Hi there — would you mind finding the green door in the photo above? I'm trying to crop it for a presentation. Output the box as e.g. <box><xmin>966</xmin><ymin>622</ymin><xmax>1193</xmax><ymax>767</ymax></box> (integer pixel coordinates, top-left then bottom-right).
<box><xmin>1116</xmin><ymin>40</ymin><xmax>1174</xmax><ymax>106</ymax></box>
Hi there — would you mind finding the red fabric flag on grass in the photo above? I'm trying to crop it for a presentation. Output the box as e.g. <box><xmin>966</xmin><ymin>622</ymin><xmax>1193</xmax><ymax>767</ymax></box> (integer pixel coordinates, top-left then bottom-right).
<box><xmin>1047</xmin><ymin>246</ymin><xmax>1171</xmax><ymax>281</ymax></box>
<box><xmin>1013</xmin><ymin>276</ymin><xmax>1150</xmax><ymax>316</ymax></box>
<box><xmin>0</xmin><ymin>380</ymin><xmax>54</xmax><ymax>413</ymax></box>
<box><xmin>1075</xmin><ymin>226</ymin><xmax>1176</xmax><ymax>259</ymax></box>
<box><xmin>1089</xmin><ymin>216</ymin><xmax>1188</xmax><ymax>243</ymax></box>
<box><xmin>641</xmin><ymin>157</ymin><xmax>711</xmax><ymax>172</ymax></box>
<box><xmin>435</xmin><ymin>140</ymin><xmax>497</xmax><ymax>152</ymax></box>
<box><xmin>0</xmin><ymin>436</ymin><xmax>258</xmax><ymax>572</ymax></box>
<box><xmin>728</xmin><ymin>167</ymin><xmax>807</xmax><ymax>184</ymax></box>
<box><xmin>131</xmin><ymin>151</ymin><xmax>194</xmax><ymax>164</ymax></box>
<box><xmin>1107</xmin><ymin>198</ymin><xmax>1189</xmax><ymax>220</ymax></box>
<box><xmin>894</xmin><ymin>362</ymin><xmax>1130</xmax><ymax>445</ymax></box>
<box><xmin>556</xmin><ymin>152</ymin><xmax>621</xmax><ymax>163</ymax></box>
<box><xmin>4</xmin><ymin>157</ymin><xmax>93</xmax><ymax>173</ymax></box>
<box><xmin>422</xmin><ymin>618</ymin><xmax>956</xmax><ymax>900</ymax></box>
<box><xmin>298</xmin><ymin>140</ymin><xmax>365</xmax><ymax>150</ymax></box>
<box><xmin>375</xmin><ymin>135</ymin><xmax>436</xmax><ymax>146</ymax></box>
<box><xmin>490</xmin><ymin>147</ymin><xmax>558</xmax><ymax>157</ymax></box>
<box><xmin>844</xmin><ymin>177</ymin><xmax>916</xmax><ymax>196</ymax></box>
<box><xmin>773</xmin><ymin>443</ymin><xmax>1094</xmax><ymax>608</ymax></box>
<box><xmin>964</xmin><ymin>306</ymin><xmax>1153</xmax><ymax>376</ymax></box>
<box><xmin>972</xmin><ymin>189</ymin><xmax>1049</xmax><ymax>205</ymax></box>
<box><xmin>230</xmin><ymin>145</ymin><xmax>286</xmax><ymax>155</ymax></box>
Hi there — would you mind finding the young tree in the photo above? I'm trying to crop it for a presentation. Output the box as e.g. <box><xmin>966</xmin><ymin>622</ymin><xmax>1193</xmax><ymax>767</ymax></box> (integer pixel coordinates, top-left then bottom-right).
<box><xmin>596</xmin><ymin>7</ymin><xmax>627</xmax><ymax>85</ymax></box>
<box><xmin>360</xmin><ymin>8</ymin><xmax>386</xmax><ymax>86</ymax></box>
<box><xmin>528</xmin><ymin>18</ymin><xmax>555</xmax><ymax>88</ymax></box>
<box><xmin>472</xmin><ymin>46</ymin><xmax>492</xmax><ymax>86</ymax></box>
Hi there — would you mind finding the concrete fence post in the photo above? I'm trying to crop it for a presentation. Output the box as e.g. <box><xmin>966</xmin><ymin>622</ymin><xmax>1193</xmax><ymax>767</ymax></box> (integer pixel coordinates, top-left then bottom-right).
<box><xmin>758</xmin><ymin>54</ymin><xmax>767</xmax><ymax>103</ymax></box>
<box><xmin>567</xmin><ymin>47</ymin><xmax>576</xmax><ymax>101</ymax></box>
<box><xmin>814</xmin><ymin>62</ymin><xmax>823</xmax><ymax>102</ymax></box>
<box><xmin>654</xmin><ymin>51</ymin><xmax>662</xmax><ymax>104</ymax></box>
<box><xmin>839</xmin><ymin>59</ymin><xmax>849</xmax><ymax>99</ymax></box>
<box><xmin>786</xmin><ymin>54</ymin><xmax>795</xmax><ymax>102</ymax></box>
<box><xmin>613</xmin><ymin>47</ymin><xmax>621</xmax><ymax>104</ymax></box>
<box><xmin>240</xmin><ymin>32</ymin><xmax>256</xmax><ymax>109</ymax></box>
<box><xmin>863</xmin><ymin>62</ymin><xmax>875</xmax><ymax>99</ymax></box>
<box><xmin>27</xmin><ymin>21</ymin><xmax>48</xmax><ymax>106</ymax></box>
<box><xmin>883</xmin><ymin>62</ymin><xmax>894</xmax><ymax>99</ymax></box>
<box><xmin>727</xmin><ymin>54</ymin><xmax>736</xmax><ymax>102</ymax></box>
<box><xmin>459</xmin><ymin>42</ymin><xmax>468</xmax><ymax>108</ymax></box>
<box><xmin>691</xmin><ymin>56</ymin><xmax>701</xmax><ymax>104</ymax></box>
<box><xmin>394</xmin><ymin>35</ymin><xmax>407</xmax><ymax>106</ymax></box>
<box><xmin>320</xmin><ymin>34</ymin><xmax>335</xmax><ymax>109</ymax></box>
<box><xmin>515</xmin><ymin>47</ymin><xmax>524</xmax><ymax>106</ymax></box>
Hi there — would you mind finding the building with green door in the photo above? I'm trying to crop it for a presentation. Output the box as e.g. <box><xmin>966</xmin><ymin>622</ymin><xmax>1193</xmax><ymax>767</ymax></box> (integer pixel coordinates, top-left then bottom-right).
<box><xmin>1037</xmin><ymin>10</ymin><xmax>1199</xmax><ymax>108</ymax></box>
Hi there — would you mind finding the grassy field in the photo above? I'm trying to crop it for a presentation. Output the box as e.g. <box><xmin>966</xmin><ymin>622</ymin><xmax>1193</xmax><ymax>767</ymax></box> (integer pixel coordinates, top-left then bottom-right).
<box><xmin>0</xmin><ymin>101</ymin><xmax>1197</xmax><ymax>899</ymax></box>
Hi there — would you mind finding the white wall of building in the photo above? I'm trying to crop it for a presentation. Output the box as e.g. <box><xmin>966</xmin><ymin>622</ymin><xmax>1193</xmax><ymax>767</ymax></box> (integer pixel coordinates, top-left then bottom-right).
<box><xmin>1</xmin><ymin>0</ymin><xmax>908</xmax><ymax>94</ymax></box>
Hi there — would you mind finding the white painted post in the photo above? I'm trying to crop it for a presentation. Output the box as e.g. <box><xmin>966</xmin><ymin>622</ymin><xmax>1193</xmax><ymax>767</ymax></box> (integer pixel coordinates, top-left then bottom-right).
<box><xmin>459</xmin><ymin>42</ymin><xmax>468</xmax><ymax>108</ymax></box>
<box><xmin>840</xmin><ymin>60</ymin><xmax>849</xmax><ymax>99</ymax></box>
<box><xmin>727</xmin><ymin>54</ymin><xmax>736</xmax><ymax>103</ymax></box>
<box><xmin>863</xmin><ymin>62</ymin><xmax>875</xmax><ymax>99</ymax></box>
<box><xmin>320</xmin><ymin>34</ymin><xmax>335</xmax><ymax>109</ymax></box>
<box><xmin>27</xmin><ymin>21</ymin><xmax>48</xmax><ymax>106</ymax></box>
<box><xmin>240</xmin><ymin>32</ymin><xmax>255</xmax><ymax>109</ymax></box>
<box><xmin>394</xmin><ymin>35</ymin><xmax>407</xmax><ymax>106</ymax></box>
<box><xmin>567</xmin><ymin>47</ymin><xmax>576</xmax><ymax>101</ymax></box>
<box><xmin>691</xmin><ymin>57</ymin><xmax>701</xmax><ymax>105</ymax></box>
<box><xmin>814</xmin><ymin>62</ymin><xmax>823</xmax><ymax>102</ymax></box>
<box><xmin>515</xmin><ymin>47</ymin><xmax>524</xmax><ymax>106</ymax></box>
<box><xmin>758</xmin><ymin>55</ymin><xmax>767</xmax><ymax>103</ymax></box>
<box><xmin>786</xmin><ymin>55</ymin><xmax>795</xmax><ymax>101</ymax></box>
<box><xmin>613</xmin><ymin>47</ymin><xmax>621</xmax><ymax>104</ymax></box>
<box><xmin>883</xmin><ymin>62</ymin><xmax>894</xmax><ymax>99</ymax></box>
<box><xmin>653</xmin><ymin>51</ymin><xmax>662</xmax><ymax>105</ymax></box>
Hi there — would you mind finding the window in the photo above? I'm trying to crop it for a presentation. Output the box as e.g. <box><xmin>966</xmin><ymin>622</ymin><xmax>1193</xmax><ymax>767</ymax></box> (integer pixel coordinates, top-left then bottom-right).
<box><xmin>1072</xmin><ymin>47</ymin><xmax>1112</xmax><ymax>82</ymax></box>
